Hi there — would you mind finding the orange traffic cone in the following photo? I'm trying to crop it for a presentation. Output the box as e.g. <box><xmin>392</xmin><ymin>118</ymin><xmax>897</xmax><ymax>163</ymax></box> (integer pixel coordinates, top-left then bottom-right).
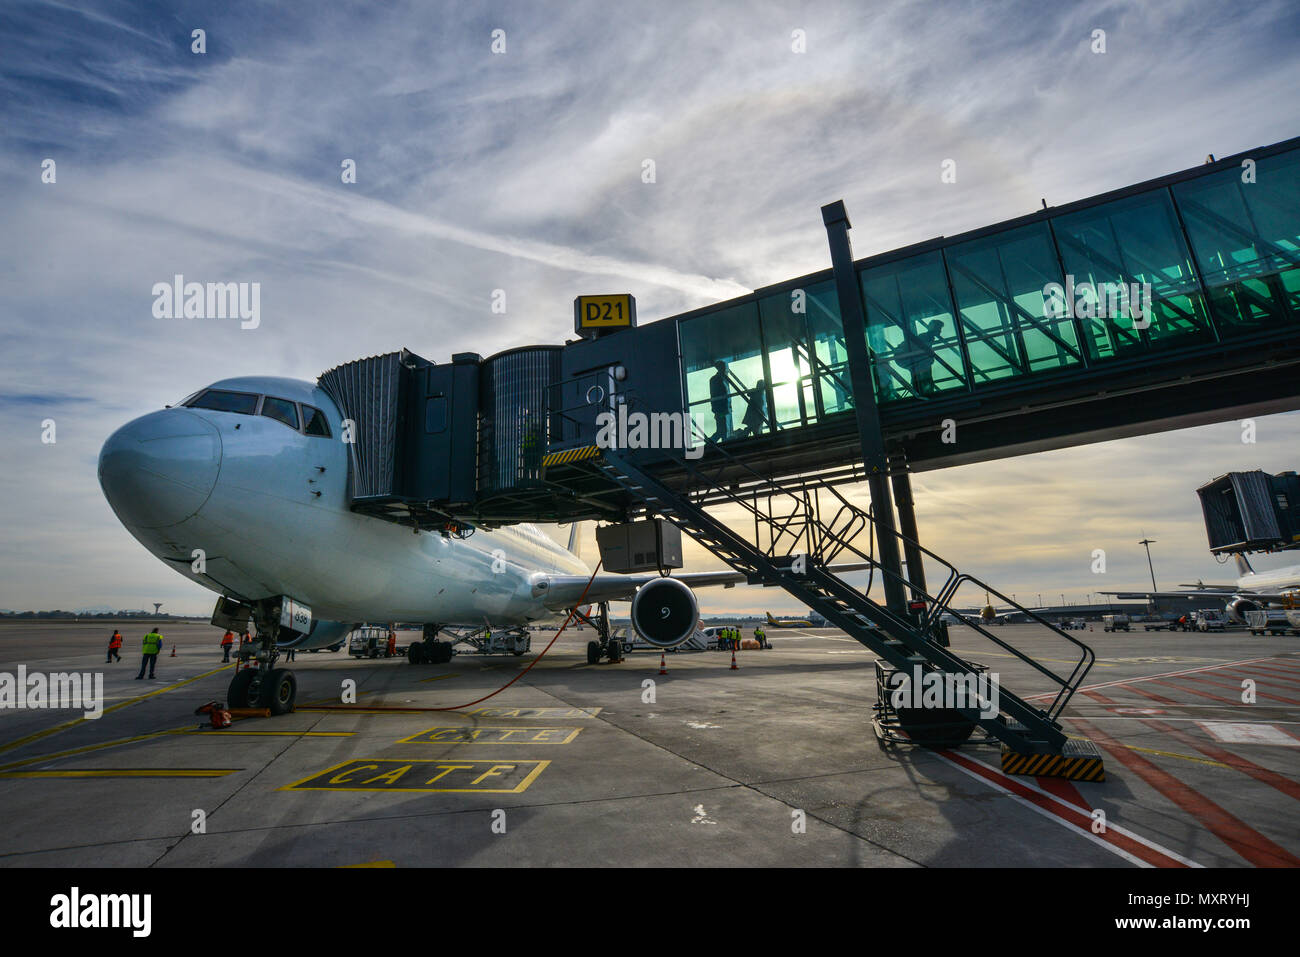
<box><xmin>658</xmin><ymin>652</ymin><xmax>667</xmax><ymax>675</ymax></box>
<box><xmin>730</xmin><ymin>650</ymin><xmax>738</xmax><ymax>671</ymax></box>
<box><xmin>170</xmin><ymin>644</ymin><xmax>177</xmax><ymax>657</ymax></box>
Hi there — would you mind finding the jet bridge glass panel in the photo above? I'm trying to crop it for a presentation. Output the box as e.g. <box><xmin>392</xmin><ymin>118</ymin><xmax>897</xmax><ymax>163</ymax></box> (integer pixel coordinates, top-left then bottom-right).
<box><xmin>945</xmin><ymin>223</ymin><xmax>1082</xmax><ymax>384</ymax></box>
<box><xmin>1172</xmin><ymin>148</ymin><xmax>1300</xmax><ymax>334</ymax></box>
<box><xmin>1053</xmin><ymin>190</ymin><xmax>1215</xmax><ymax>361</ymax></box>
<box><xmin>680</xmin><ymin>302</ymin><xmax>771</xmax><ymax>442</ymax></box>
<box><xmin>756</xmin><ymin>279</ymin><xmax>851</xmax><ymax>430</ymax></box>
<box><xmin>859</xmin><ymin>251</ymin><xmax>968</xmax><ymax>402</ymax></box>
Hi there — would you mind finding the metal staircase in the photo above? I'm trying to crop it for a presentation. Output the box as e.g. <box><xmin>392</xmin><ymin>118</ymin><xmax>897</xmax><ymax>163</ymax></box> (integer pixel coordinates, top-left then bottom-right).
<box><xmin>588</xmin><ymin>441</ymin><xmax>1095</xmax><ymax>754</ymax></box>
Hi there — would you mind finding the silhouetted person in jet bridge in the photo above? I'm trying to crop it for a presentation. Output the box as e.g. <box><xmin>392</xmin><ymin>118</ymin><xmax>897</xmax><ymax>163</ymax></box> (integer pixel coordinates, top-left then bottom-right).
<box><xmin>896</xmin><ymin>319</ymin><xmax>946</xmax><ymax>396</ymax></box>
<box><xmin>709</xmin><ymin>360</ymin><xmax>731</xmax><ymax>441</ymax></box>
<box><xmin>738</xmin><ymin>379</ymin><xmax>768</xmax><ymax>438</ymax></box>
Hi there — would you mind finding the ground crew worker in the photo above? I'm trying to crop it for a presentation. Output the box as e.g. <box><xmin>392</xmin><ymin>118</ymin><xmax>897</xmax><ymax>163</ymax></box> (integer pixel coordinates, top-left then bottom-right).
<box><xmin>136</xmin><ymin>628</ymin><xmax>163</xmax><ymax>680</ymax></box>
<box><xmin>755</xmin><ymin>626</ymin><xmax>765</xmax><ymax>649</ymax></box>
<box><xmin>284</xmin><ymin>645</ymin><xmax>296</xmax><ymax>662</ymax></box>
<box><xmin>220</xmin><ymin>630</ymin><xmax>234</xmax><ymax>662</ymax></box>
<box><xmin>387</xmin><ymin>631</ymin><xmax>397</xmax><ymax>657</ymax></box>
<box><xmin>107</xmin><ymin>630</ymin><xmax>123</xmax><ymax>663</ymax></box>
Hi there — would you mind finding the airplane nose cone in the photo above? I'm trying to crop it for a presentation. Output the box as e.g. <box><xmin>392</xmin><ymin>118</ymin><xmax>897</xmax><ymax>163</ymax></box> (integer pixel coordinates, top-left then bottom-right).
<box><xmin>98</xmin><ymin>410</ymin><xmax>222</xmax><ymax>529</ymax></box>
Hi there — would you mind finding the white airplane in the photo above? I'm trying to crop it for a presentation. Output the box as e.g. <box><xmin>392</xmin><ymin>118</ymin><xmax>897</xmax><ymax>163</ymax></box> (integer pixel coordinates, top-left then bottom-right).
<box><xmin>98</xmin><ymin>375</ymin><xmax>860</xmax><ymax>713</ymax></box>
<box><xmin>1099</xmin><ymin>554</ymin><xmax>1300</xmax><ymax>622</ymax></box>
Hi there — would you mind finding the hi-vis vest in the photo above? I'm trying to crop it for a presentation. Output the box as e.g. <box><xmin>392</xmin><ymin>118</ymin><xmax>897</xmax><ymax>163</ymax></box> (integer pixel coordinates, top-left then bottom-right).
<box><xmin>142</xmin><ymin>632</ymin><xmax>163</xmax><ymax>655</ymax></box>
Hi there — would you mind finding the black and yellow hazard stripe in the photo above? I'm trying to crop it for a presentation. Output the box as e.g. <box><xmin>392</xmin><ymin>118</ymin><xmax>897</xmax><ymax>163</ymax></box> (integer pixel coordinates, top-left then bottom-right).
<box><xmin>541</xmin><ymin>445</ymin><xmax>602</xmax><ymax>467</ymax></box>
<box><xmin>1001</xmin><ymin>750</ymin><xmax>1105</xmax><ymax>781</ymax></box>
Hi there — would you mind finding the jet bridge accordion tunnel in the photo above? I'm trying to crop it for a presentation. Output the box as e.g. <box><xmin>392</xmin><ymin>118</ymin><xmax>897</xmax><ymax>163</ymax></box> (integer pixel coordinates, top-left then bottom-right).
<box><xmin>1198</xmin><ymin>470</ymin><xmax>1300</xmax><ymax>554</ymax></box>
<box><xmin>317</xmin><ymin>318</ymin><xmax>690</xmax><ymax>530</ymax></box>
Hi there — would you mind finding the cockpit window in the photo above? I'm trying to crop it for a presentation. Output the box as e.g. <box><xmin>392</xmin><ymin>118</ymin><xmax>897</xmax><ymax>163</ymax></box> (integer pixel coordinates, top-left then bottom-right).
<box><xmin>260</xmin><ymin>396</ymin><xmax>300</xmax><ymax>430</ymax></box>
<box><xmin>302</xmin><ymin>405</ymin><xmax>331</xmax><ymax>437</ymax></box>
<box><xmin>187</xmin><ymin>390</ymin><xmax>259</xmax><ymax>414</ymax></box>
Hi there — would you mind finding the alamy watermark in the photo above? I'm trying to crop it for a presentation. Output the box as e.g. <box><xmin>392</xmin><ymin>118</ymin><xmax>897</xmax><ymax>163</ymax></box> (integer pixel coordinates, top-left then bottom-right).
<box><xmin>594</xmin><ymin>406</ymin><xmax>703</xmax><ymax>460</ymax></box>
<box><xmin>1042</xmin><ymin>276</ymin><xmax>1152</xmax><ymax>328</ymax></box>
<box><xmin>152</xmin><ymin>274</ymin><xmax>260</xmax><ymax>329</ymax></box>
<box><xmin>888</xmin><ymin>665</ymin><xmax>1000</xmax><ymax>719</ymax></box>
<box><xmin>0</xmin><ymin>666</ymin><xmax>103</xmax><ymax>719</ymax></box>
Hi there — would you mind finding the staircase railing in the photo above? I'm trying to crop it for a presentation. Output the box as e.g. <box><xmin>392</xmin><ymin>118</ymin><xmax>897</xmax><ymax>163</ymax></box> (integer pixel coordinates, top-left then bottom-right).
<box><xmin>607</xmin><ymin>431</ymin><xmax>1094</xmax><ymax>729</ymax></box>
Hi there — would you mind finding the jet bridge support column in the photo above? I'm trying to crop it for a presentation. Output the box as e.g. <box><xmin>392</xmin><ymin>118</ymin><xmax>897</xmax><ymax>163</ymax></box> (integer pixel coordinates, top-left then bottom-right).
<box><xmin>822</xmin><ymin>201</ymin><xmax>908</xmax><ymax>617</ymax></box>
<box><xmin>889</xmin><ymin>457</ymin><xmax>927</xmax><ymax>599</ymax></box>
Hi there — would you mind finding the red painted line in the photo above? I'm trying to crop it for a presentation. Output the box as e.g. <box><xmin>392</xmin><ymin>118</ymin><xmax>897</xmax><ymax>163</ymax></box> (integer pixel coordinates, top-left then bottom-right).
<box><xmin>1176</xmin><ymin>673</ymin><xmax>1300</xmax><ymax>706</ymax></box>
<box><xmin>1071</xmin><ymin>717</ymin><xmax>1300</xmax><ymax>867</ymax></box>
<box><xmin>936</xmin><ymin>748</ymin><xmax>1187</xmax><ymax>868</ymax></box>
<box><xmin>1223</xmin><ymin>667</ymin><xmax>1300</xmax><ymax>689</ymax></box>
<box><xmin>1154</xmin><ymin>721</ymin><xmax>1300</xmax><ymax>803</ymax></box>
<box><xmin>1034</xmin><ymin>775</ymin><xmax>1092</xmax><ymax>812</ymax></box>
<box><xmin>1087</xmin><ymin>689</ymin><xmax>1300</xmax><ymax>803</ymax></box>
<box><xmin>1260</xmin><ymin>661</ymin><xmax>1300</xmax><ymax>676</ymax></box>
<box><xmin>1120</xmin><ymin>684</ymin><xmax>1182</xmax><ymax>706</ymax></box>
<box><xmin>1151</xmin><ymin>678</ymin><xmax>1239</xmax><ymax>706</ymax></box>
<box><xmin>1025</xmin><ymin>656</ymin><xmax>1282</xmax><ymax>700</ymax></box>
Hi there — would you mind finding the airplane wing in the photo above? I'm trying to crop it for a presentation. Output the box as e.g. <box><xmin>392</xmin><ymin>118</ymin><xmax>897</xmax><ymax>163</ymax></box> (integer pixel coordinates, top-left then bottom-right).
<box><xmin>1098</xmin><ymin>589</ymin><xmax>1295</xmax><ymax>603</ymax></box>
<box><xmin>538</xmin><ymin>563</ymin><xmax>872</xmax><ymax>611</ymax></box>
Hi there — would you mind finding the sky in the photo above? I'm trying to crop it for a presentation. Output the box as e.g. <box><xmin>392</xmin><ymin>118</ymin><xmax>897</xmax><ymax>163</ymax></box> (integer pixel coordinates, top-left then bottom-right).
<box><xmin>2</xmin><ymin>0</ymin><xmax>1299</xmax><ymax>616</ymax></box>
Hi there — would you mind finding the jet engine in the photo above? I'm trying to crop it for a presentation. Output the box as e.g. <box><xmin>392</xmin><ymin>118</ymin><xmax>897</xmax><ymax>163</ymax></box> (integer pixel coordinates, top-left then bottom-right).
<box><xmin>631</xmin><ymin>577</ymin><xmax>699</xmax><ymax>648</ymax></box>
<box><xmin>283</xmin><ymin>619</ymin><xmax>356</xmax><ymax>650</ymax></box>
<box><xmin>1225</xmin><ymin>597</ymin><xmax>1260</xmax><ymax>624</ymax></box>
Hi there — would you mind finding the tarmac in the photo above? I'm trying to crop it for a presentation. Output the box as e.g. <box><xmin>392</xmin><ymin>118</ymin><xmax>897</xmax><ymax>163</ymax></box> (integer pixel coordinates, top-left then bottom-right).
<box><xmin>0</xmin><ymin>619</ymin><xmax>1297</xmax><ymax>867</ymax></box>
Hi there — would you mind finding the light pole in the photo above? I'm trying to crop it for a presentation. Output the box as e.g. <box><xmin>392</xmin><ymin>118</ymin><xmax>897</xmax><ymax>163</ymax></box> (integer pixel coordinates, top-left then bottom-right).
<box><xmin>1139</xmin><ymin>537</ymin><xmax>1159</xmax><ymax>592</ymax></box>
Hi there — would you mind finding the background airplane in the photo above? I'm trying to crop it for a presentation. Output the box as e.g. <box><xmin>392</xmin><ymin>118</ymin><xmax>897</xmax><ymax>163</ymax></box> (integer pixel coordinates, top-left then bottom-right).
<box><xmin>1099</xmin><ymin>554</ymin><xmax>1300</xmax><ymax>623</ymax></box>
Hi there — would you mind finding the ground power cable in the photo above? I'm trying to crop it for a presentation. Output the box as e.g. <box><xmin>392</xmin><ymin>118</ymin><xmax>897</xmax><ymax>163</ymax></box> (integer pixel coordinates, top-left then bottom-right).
<box><xmin>305</xmin><ymin>560</ymin><xmax>604</xmax><ymax>713</ymax></box>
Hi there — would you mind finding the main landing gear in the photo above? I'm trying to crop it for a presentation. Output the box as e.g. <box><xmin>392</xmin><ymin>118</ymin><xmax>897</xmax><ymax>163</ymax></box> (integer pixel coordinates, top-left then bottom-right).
<box><xmin>577</xmin><ymin>602</ymin><xmax>622</xmax><ymax>665</ymax></box>
<box><xmin>227</xmin><ymin>602</ymin><xmax>298</xmax><ymax>715</ymax></box>
<box><xmin>408</xmin><ymin>624</ymin><xmax>455</xmax><ymax>664</ymax></box>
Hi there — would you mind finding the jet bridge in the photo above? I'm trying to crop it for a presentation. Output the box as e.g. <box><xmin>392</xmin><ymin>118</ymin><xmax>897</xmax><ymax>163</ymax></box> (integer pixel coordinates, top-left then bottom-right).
<box><xmin>315</xmin><ymin>134</ymin><xmax>1300</xmax><ymax>773</ymax></box>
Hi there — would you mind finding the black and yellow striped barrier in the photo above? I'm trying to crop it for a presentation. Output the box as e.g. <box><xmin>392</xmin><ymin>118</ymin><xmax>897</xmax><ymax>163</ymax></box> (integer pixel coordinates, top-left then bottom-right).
<box><xmin>1001</xmin><ymin>739</ymin><xmax>1105</xmax><ymax>781</ymax></box>
<box><xmin>541</xmin><ymin>445</ymin><xmax>602</xmax><ymax>467</ymax></box>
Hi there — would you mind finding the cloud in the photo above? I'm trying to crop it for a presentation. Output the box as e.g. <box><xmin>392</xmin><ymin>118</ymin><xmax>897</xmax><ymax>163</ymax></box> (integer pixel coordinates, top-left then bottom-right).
<box><xmin>2</xmin><ymin>0</ymin><xmax>1299</xmax><ymax>613</ymax></box>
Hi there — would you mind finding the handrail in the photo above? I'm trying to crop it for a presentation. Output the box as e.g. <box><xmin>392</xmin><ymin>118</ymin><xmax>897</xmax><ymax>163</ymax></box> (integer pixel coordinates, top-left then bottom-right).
<box><xmin>636</xmin><ymin>429</ymin><xmax>1094</xmax><ymax>721</ymax></box>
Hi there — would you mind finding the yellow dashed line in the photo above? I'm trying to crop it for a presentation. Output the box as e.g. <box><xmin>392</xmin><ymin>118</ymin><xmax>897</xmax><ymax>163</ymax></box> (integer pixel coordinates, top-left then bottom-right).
<box><xmin>0</xmin><ymin>663</ymin><xmax>236</xmax><ymax>757</ymax></box>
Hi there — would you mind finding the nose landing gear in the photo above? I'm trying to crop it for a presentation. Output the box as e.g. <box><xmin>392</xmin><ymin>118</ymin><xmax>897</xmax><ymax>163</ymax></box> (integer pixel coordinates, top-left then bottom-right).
<box><xmin>227</xmin><ymin>599</ymin><xmax>300</xmax><ymax>715</ymax></box>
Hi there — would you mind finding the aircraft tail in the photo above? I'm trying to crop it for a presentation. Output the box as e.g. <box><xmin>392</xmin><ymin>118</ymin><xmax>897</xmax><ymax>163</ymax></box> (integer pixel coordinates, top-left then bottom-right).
<box><xmin>566</xmin><ymin>522</ymin><xmax>583</xmax><ymax>557</ymax></box>
<box><xmin>1233</xmin><ymin>553</ymin><xmax>1255</xmax><ymax>577</ymax></box>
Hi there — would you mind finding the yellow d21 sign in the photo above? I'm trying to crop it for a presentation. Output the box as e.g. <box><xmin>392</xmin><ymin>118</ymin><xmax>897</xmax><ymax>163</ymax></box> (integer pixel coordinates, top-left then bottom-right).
<box><xmin>574</xmin><ymin>294</ymin><xmax>637</xmax><ymax>337</ymax></box>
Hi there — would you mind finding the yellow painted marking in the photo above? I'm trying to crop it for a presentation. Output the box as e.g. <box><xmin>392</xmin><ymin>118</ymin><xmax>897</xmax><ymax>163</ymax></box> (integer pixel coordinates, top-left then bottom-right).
<box><xmin>950</xmin><ymin>649</ymin><xmax>1114</xmax><ymax>668</ymax></box>
<box><xmin>281</xmin><ymin>758</ymin><xmax>550</xmax><ymax>793</ymax></box>
<box><xmin>1120</xmin><ymin>744</ymin><xmax>1228</xmax><ymax>768</ymax></box>
<box><xmin>0</xmin><ymin>768</ymin><xmax>239</xmax><ymax>778</ymax></box>
<box><xmin>339</xmin><ymin>861</ymin><xmax>395</xmax><ymax>868</ymax></box>
<box><xmin>0</xmin><ymin>729</ymin><xmax>180</xmax><ymax>773</ymax></box>
<box><xmin>418</xmin><ymin>674</ymin><xmax>460</xmax><ymax>684</ymax></box>
<box><xmin>171</xmin><ymin>730</ymin><xmax>355</xmax><ymax>737</ymax></box>
<box><xmin>467</xmin><ymin>706</ymin><xmax>601</xmax><ymax>719</ymax></box>
<box><xmin>296</xmin><ymin>708</ymin><xmax>432</xmax><ymax>715</ymax></box>
<box><xmin>398</xmin><ymin>726</ymin><xmax>582</xmax><ymax>745</ymax></box>
<box><xmin>0</xmin><ymin>663</ymin><xmax>236</xmax><ymax>757</ymax></box>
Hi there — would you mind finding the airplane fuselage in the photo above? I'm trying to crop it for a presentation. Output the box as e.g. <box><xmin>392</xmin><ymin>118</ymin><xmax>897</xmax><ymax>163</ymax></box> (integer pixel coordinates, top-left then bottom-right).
<box><xmin>98</xmin><ymin>376</ymin><xmax>590</xmax><ymax>636</ymax></box>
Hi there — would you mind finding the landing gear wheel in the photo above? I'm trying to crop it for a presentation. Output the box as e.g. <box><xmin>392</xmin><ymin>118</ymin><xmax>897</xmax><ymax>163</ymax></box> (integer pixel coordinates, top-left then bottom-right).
<box><xmin>429</xmin><ymin>641</ymin><xmax>454</xmax><ymax>664</ymax></box>
<box><xmin>586</xmin><ymin>641</ymin><xmax>601</xmax><ymax>665</ymax></box>
<box><xmin>227</xmin><ymin>670</ymin><xmax>257</xmax><ymax>709</ymax></box>
<box><xmin>409</xmin><ymin>643</ymin><xmax>425</xmax><ymax>664</ymax></box>
<box><xmin>606</xmin><ymin>639</ymin><xmax>621</xmax><ymax>662</ymax></box>
<box><xmin>261</xmin><ymin>668</ymin><xmax>297</xmax><ymax>715</ymax></box>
